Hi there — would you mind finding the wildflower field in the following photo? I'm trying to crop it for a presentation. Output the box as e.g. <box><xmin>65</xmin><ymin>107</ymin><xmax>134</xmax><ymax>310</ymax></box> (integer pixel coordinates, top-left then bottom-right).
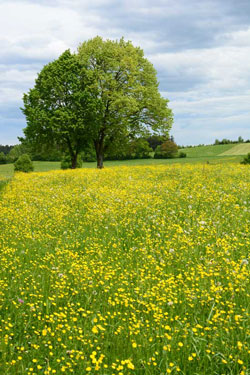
<box><xmin>0</xmin><ymin>164</ymin><xmax>249</xmax><ymax>375</ymax></box>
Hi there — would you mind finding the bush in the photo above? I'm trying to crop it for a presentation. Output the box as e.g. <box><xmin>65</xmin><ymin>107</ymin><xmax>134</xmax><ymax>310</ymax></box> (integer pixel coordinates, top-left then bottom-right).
<box><xmin>81</xmin><ymin>147</ymin><xmax>96</xmax><ymax>162</ymax></box>
<box><xmin>154</xmin><ymin>140</ymin><xmax>178</xmax><ymax>159</ymax></box>
<box><xmin>130</xmin><ymin>139</ymin><xmax>153</xmax><ymax>159</ymax></box>
<box><xmin>8</xmin><ymin>144</ymin><xmax>28</xmax><ymax>163</ymax></box>
<box><xmin>105</xmin><ymin>138</ymin><xmax>153</xmax><ymax>161</ymax></box>
<box><xmin>14</xmin><ymin>154</ymin><xmax>34</xmax><ymax>172</ymax></box>
<box><xmin>241</xmin><ymin>153</ymin><xmax>250</xmax><ymax>165</ymax></box>
<box><xmin>61</xmin><ymin>155</ymin><xmax>82</xmax><ymax>169</ymax></box>
<box><xmin>0</xmin><ymin>152</ymin><xmax>7</xmax><ymax>164</ymax></box>
<box><xmin>178</xmin><ymin>151</ymin><xmax>187</xmax><ymax>158</ymax></box>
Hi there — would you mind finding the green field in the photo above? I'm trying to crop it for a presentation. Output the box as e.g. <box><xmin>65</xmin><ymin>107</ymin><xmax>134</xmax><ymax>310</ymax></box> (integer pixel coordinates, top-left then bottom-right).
<box><xmin>220</xmin><ymin>143</ymin><xmax>250</xmax><ymax>156</ymax></box>
<box><xmin>0</xmin><ymin>143</ymin><xmax>248</xmax><ymax>180</ymax></box>
<box><xmin>179</xmin><ymin>144</ymin><xmax>235</xmax><ymax>157</ymax></box>
<box><xmin>0</xmin><ymin>152</ymin><xmax>245</xmax><ymax>179</ymax></box>
<box><xmin>0</xmin><ymin>164</ymin><xmax>249</xmax><ymax>375</ymax></box>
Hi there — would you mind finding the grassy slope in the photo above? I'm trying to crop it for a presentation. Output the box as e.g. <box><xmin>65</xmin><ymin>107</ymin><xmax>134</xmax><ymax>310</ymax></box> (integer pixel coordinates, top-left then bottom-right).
<box><xmin>220</xmin><ymin>143</ymin><xmax>250</xmax><ymax>155</ymax></box>
<box><xmin>179</xmin><ymin>144</ymin><xmax>235</xmax><ymax>157</ymax></box>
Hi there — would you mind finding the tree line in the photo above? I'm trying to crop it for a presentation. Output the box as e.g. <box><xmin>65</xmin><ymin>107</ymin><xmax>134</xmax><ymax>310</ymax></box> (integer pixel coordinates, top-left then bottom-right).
<box><xmin>214</xmin><ymin>136</ymin><xmax>250</xmax><ymax>145</ymax></box>
<box><xmin>0</xmin><ymin>135</ymin><xmax>184</xmax><ymax>165</ymax></box>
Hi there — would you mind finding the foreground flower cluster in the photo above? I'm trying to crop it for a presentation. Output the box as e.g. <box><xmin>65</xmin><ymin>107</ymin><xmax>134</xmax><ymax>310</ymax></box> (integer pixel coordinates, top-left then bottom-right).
<box><xmin>0</xmin><ymin>164</ymin><xmax>249</xmax><ymax>375</ymax></box>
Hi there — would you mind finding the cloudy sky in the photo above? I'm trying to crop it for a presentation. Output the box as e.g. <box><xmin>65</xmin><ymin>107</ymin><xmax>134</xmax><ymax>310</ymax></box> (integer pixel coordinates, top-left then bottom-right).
<box><xmin>0</xmin><ymin>0</ymin><xmax>250</xmax><ymax>146</ymax></box>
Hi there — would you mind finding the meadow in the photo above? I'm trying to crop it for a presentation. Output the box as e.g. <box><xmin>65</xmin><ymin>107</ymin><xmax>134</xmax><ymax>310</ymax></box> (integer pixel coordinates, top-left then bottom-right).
<box><xmin>0</xmin><ymin>154</ymin><xmax>244</xmax><ymax>179</ymax></box>
<box><xmin>0</xmin><ymin>143</ymin><xmax>249</xmax><ymax>179</ymax></box>
<box><xmin>0</xmin><ymin>164</ymin><xmax>249</xmax><ymax>375</ymax></box>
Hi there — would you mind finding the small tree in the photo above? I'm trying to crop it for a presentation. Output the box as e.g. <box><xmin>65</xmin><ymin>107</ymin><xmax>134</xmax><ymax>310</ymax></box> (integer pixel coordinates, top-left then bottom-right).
<box><xmin>146</xmin><ymin>135</ymin><xmax>166</xmax><ymax>151</ymax></box>
<box><xmin>14</xmin><ymin>154</ymin><xmax>34</xmax><ymax>172</ymax></box>
<box><xmin>154</xmin><ymin>140</ymin><xmax>178</xmax><ymax>159</ymax></box>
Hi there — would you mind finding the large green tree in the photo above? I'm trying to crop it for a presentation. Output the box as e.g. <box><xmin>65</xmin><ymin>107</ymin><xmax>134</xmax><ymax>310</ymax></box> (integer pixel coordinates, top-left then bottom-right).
<box><xmin>22</xmin><ymin>37</ymin><xmax>173</xmax><ymax>168</ymax></box>
<box><xmin>78</xmin><ymin>37</ymin><xmax>173</xmax><ymax>168</ymax></box>
<box><xmin>21</xmin><ymin>50</ymin><xmax>96</xmax><ymax>168</ymax></box>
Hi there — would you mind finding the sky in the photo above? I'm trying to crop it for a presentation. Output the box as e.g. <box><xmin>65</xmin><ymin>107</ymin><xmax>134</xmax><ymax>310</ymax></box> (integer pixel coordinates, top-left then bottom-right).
<box><xmin>0</xmin><ymin>0</ymin><xmax>250</xmax><ymax>146</ymax></box>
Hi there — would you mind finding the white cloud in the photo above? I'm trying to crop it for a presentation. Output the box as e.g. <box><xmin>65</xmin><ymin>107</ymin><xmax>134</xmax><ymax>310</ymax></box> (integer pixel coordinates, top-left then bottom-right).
<box><xmin>0</xmin><ymin>67</ymin><xmax>37</xmax><ymax>84</ymax></box>
<box><xmin>151</xmin><ymin>43</ymin><xmax>250</xmax><ymax>96</ymax></box>
<box><xmin>168</xmin><ymin>92</ymin><xmax>250</xmax><ymax>145</ymax></box>
<box><xmin>0</xmin><ymin>1</ymin><xmax>104</xmax><ymax>60</ymax></box>
<box><xmin>154</xmin><ymin>26</ymin><xmax>250</xmax><ymax>144</ymax></box>
<box><xmin>0</xmin><ymin>87</ymin><xmax>24</xmax><ymax>104</ymax></box>
<box><xmin>0</xmin><ymin>0</ymin><xmax>250</xmax><ymax>145</ymax></box>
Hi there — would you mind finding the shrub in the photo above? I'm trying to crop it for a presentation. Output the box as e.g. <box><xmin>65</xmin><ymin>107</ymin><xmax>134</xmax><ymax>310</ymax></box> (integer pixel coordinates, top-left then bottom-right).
<box><xmin>105</xmin><ymin>138</ymin><xmax>153</xmax><ymax>160</ymax></box>
<box><xmin>130</xmin><ymin>139</ymin><xmax>153</xmax><ymax>159</ymax></box>
<box><xmin>0</xmin><ymin>152</ymin><xmax>7</xmax><ymax>164</ymax></box>
<box><xmin>241</xmin><ymin>153</ymin><xmax>250</xmax><ymax>165</ymax></box>
<box><xmin>8</xmin><ymin>144</ymin><xmax>28</xmax><ymax>163</ymax></box>
<box><xmin>81</xmin><ymin>147</ymin><xmax>96</xmax><ymax>162</ymax></box>
<box><xmin>154</xmin><ymin>140</ymin><xmax>178</xmax><ymax>159</ymax></box>
<box><xmin>179</xmin><ymin>151</ymin><xmax>187</xmax><ymax>158</ymax></box>
<box><xmin>61</xmin><ymin>155</ymin><xmax>82</xmax><ymax>169</ymax></box>
<box><xmin>14</xmin><ymin>154</ymin><xmax>34</xmax><ymax>172</ymax></box>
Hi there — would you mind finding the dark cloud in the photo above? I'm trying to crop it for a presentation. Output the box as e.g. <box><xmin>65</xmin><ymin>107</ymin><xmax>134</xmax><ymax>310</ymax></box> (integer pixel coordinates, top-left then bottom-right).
<box><xmin>92</xmin><ymin>0</ymin><xmax>250</xmax><ymax>53</ymax></box>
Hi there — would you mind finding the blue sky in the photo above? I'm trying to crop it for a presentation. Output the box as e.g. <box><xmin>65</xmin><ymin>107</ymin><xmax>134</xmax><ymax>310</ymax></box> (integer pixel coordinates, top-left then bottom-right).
<box><xmin>0</xmin><ymin>0</ymin><xmax>250</xmax><ymax>146</ymax></box>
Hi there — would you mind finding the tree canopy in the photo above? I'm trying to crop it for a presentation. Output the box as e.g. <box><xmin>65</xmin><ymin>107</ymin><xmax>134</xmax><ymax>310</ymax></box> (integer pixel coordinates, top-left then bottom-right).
<box><xmin>22</xmin><ymin>37</ymin><xmax>173</xmax><ymax>168</ymax></box>
<box><xmin>22</xmin><ymin>50</ymin><xmax>95</xmax><ymax>168</ymax></box>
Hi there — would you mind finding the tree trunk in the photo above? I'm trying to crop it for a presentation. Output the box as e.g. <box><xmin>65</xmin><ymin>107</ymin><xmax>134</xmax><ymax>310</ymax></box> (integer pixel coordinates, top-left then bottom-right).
<box><xmin>95</xmin><ymin>140</ymin><xmax>104</xmax><ymax>169</ymax></box>
<box><xmin>71</xmin><ymin>153</ymin><xmax>78</xmax><ymax>169</ymax></box>
<box><xmin>66</xmin><ymin>137</ymin><xmax>78</xmax><ymax>169</ymax></box>
<box><xmin>97</xmin><ymin>153</ymin><xmax>104</xmax><ymax>169</ymax></box>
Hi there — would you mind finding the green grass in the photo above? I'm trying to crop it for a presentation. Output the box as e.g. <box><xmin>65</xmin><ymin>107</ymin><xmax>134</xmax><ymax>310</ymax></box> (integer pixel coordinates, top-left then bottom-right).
<box><xmin>179</xmin><ymin>144</ymin><xmax>235</xmax><ymax>157</ymax></box>
<box><xmin>0</xmin><ymin>154</ymin><xmax>244</xmax><ymax>179</ymax></box>
<box><xmin>0</xmin><ymin>163</ymin><xmax>15</xmax><ymax>179</ymax></box>
<box><xmin>220</xmin><ymin>143</ymin><xmax>250</xmax><ymax>155</ymax></box>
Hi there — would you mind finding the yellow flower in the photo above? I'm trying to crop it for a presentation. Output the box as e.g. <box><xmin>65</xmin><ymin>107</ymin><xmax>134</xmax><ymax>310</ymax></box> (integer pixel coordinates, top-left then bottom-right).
<box><xmin>127</xmin><ymin>361</ymin><xmax>135</xmax><ymax>370</ymax></box>
<box><xmin>42</xmin><ymin>329</ymin><xmax>47</xmax><ymax>336</ymax></box>
<box><xmin>237</xmin><ymin>341</ymin><xmax>243</xmax><ymax>349</ymax></box>
<box><xmin>92</xmin><ymin>326</ymin><xmax>98</xmax><ymax>334</ymax></box>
